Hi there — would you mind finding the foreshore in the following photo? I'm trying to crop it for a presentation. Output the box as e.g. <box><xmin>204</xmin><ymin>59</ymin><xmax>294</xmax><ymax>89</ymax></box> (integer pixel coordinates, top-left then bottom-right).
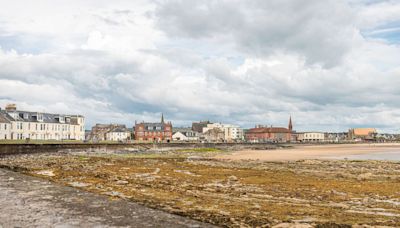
<box><xmin>1</xmin><ymin>145</ymin><xmax>400</xmax><ymax>227</ymax></box>
<box><xmin>216</xmin><ymin>143</ymin><xmax>400</xmax><ymax>161</ymax></box>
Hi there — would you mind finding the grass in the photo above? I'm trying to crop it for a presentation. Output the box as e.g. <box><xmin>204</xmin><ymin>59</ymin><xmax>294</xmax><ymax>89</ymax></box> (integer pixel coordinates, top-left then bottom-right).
<box><xmin>176</xmin><ymin>148</ymin><xmax>222</xmax><ymax>153</ymax></box>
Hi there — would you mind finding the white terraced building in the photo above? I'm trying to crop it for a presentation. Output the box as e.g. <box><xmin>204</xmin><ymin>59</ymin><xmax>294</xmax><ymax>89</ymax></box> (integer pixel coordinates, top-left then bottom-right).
<box><xmin>297</xmin><ymin>132</ymin><xmax>325</xmax><ymax>142</ymax></box>
<box><xmin>202</xmin><ymin>123</ymin><xmax>244</xmax><ymax>142</ymax></box>
<box><xmin>0</xmin><ymin>104</ymin><xmax>85</xmax><ymax>141</ymax></box>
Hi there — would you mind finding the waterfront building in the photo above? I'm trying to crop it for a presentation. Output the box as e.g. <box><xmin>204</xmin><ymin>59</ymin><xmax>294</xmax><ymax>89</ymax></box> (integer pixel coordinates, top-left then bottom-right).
<box><xmin>0</xmin><ymin>111</ymin><xmax>12</xmax><ymax>140</ymax></box>
<box><xmin>297</xmin><ymin>132</ymin><xmax>325</xmax><ymax>142</ymax></box>
<box><xmin>87</xmin><ymin>123</ymin><xmax>127</xmax><ymax>141</ymax></box>
<box><xmin>245</xmin><ymin>117</ymin><xmax>293</xmax><ymax>143</ymax></box>
<box><xmin>172</xmin><ymin>128</ymin><xmax>199</xmax><ymax>141</ymax></box>
<box><xmin>202</xmin><ymin>123</ymin><xmax>244</xmax><ymax>142</ymax></box>
<box><xmin>192</xmin><ymin>120</ymin><xmax>212</xmax><ymax>133</ymax></box>
<box><xmin>203</xmin><ymin>128</ymin><xmax>225</xmax><ymax>142</ymax></box>
<box><xmin>325</xmin><ymin>132</ymin><xmax>348</xmax><ymax>142</ymax></box>
<box><xmin>105</xmin><ymin>127</ymin><xmax>131</xmax><ymax>142</ymax></box>
<box><xmin>0</xmin><ymin>104</ymin><xmax>85</xmax><ymax>141</ymax></box>
<box><xmin>348</xmin><ymin>128</ymin><xmax>377</xmax><ymax>141</ymax></box>
<box><xmin>134</xmin><ymin>114</ymin><xmax>172</xmax><ymax>142</ymax></box>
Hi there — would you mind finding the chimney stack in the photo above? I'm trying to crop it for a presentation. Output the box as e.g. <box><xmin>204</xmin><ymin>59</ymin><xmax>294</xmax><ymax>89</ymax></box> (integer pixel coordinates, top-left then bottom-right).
<box><xmin>5</xmin><ymin>104</ymin><xmax>17</xmax><ymax>111</ymax></box>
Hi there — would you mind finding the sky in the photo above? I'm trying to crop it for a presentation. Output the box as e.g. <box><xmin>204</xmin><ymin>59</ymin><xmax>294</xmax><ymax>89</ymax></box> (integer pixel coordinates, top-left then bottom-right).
<box><xmin>0</xmin><ymin>0</ymin><xmax>400</xmax><ymax>132</ymax></box>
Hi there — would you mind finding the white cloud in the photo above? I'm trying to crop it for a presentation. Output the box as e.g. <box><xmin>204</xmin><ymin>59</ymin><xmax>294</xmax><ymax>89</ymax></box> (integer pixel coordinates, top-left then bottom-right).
<box><xmin>0</xmin><ymin>0</ymin><xmax>400</xmax><ymax>132</ymax></box>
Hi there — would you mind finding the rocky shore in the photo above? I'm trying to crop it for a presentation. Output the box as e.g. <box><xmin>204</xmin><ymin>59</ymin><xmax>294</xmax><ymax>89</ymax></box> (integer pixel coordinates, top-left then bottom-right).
<box><xmin>1</xmin><ymin>149</ymin><xmax>399</xmax><ymax>227</ymax></box>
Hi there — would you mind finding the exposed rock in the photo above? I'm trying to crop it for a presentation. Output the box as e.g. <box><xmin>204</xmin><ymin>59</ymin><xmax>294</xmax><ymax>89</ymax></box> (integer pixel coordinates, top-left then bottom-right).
<box><xmin>273</xmin><ymin>223</ymin><xmax>313</xmax><ymax>228</ymax></box>
<box><xmin>328</xmin><ymin>202</ymin><xmax>350</xmax><ymax>209</ymax></box>
<box><xmin>115</xmin><ymin>180</ymin><xmax>129</xmax><ymax>185</ymax></box>
<box><xmin>357</xmin><ymin>173</ymin><xmax>373</xmax><ymax>181</ymax></box>
<box><xmin>35</xmin><ymin>170</ymin><xmax>55</xmax><ymax>177</ymax></box>
<box><xmin>69</xmin><ymin>182</ymin><xmax>92</xmax><ymax>187</ymax></box>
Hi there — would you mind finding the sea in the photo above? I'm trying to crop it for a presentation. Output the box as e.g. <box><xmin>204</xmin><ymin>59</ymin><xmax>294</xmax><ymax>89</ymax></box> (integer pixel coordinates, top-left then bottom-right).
<box><xmin>331</xmin><ymin>151</ymin><xmax>400</xmax><ymax>161</ymax></box>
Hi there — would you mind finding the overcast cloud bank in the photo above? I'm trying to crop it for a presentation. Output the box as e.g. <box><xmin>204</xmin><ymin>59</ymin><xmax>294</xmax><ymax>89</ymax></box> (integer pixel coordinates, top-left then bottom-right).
<box><xmin>0</xmin><ymin>0</ymin><xmax>400</xmax><ymax>132</ymax></box>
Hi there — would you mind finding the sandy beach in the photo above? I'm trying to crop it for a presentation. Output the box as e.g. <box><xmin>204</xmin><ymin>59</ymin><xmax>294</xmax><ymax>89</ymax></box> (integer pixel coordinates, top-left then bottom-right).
<box><xmin>216</xmin><ymin>143</ymin><xmax>400</xmax><ymax>161</ymax></box>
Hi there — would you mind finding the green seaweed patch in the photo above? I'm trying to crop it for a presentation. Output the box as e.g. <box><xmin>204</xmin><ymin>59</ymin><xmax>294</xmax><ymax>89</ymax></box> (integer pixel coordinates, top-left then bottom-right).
<box><xmin>176</xmin><ymin>148</ymin><xmax>222</xmax><ymax>153</ymax></box>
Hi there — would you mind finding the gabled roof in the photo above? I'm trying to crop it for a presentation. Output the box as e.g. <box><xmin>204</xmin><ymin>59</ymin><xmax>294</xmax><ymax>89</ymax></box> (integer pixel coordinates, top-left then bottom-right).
<box><xmin>0</xmin><ymin>111</ymin><xmax>12</xmax><ymax>123</ymax></box>
<box><xmin>247</xmin><ymin>127</ymin><xmax>290</xmax><ymax>134</ymax></box>
<box><xmin>136</xmin><ymin>122</ymin><xmax>172</xmax><ymax>131</ymax></box>
<box><xmin>173</xmin><ymin>127</ymin><xmax>197</xmax><ymax>133</ymax></box>
<box><xmin>109</xmin><ymin>128</ymin><xmax>130</xmax><ymax>133</ymax></box>
<box><xmin>351</xmin><ymin>128</ymin><xmax>377</xmax><ymax>136</ymax></box>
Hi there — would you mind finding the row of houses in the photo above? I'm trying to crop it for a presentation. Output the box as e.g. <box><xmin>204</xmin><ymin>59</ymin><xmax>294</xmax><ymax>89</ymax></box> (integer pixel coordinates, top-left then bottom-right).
<box><xmin>86</xmin><ymin>117</ymin><xmax>244</xmax><ymax>143</ymax></box>
<box><xmin>0</xmin><ymin>104</ymin><xmax>393</xmax><ymax>143</ymax></box>
<box><xmin>0</xmin><ymin>104</ymin><xmax>85</xmax><ymax>141</ymax></box>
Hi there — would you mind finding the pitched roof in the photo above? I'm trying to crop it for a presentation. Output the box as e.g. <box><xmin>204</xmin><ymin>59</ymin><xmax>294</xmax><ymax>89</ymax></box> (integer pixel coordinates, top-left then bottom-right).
<box><xmin>3</xmin><ymin>110</ymin><xmax>83</xmax><ymax>125</ymax></box>
<box><xmin>109</xmin><ymin>128</ymin><xmax>130</xmax><ymax>133</ymax></box>
<box><xmin>135</xmin><ymin>122</ymin><xmax>172</xmax><ymax>131</ymax></box>
<box><xmin>0</xmin><ymin>111</ymin><xmax>12</xmax><ymax>123</ymax></box>
<box><xmin>352</xmin><ymin>128</ymin><xmax>377</xmax><ymax>136</ymax></box>
<box><xmin>247</xmin><ymin>127</ymin><xmax>290</xmax><ymax>134</ymax></box>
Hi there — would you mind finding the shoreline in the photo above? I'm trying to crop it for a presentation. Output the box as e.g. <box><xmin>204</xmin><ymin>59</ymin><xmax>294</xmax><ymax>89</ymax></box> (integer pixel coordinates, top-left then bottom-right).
<box><xmin>216</xmin><ymin>143</ymin><xmax>400</xmax><ymax>161</ymax></box>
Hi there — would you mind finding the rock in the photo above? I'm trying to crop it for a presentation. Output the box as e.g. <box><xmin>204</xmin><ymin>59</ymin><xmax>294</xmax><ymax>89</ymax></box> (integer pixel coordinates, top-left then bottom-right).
<box><xmin>272</xmin><ymin>223</ymin><xmax>312</xmax><ymax>228</ymax></box>
<box><xmin>328</xmin><ymin>202</ymin><xmax>350</xmax><ymax>209</ymax></box>
<box><xmin>69</xmin><ymin>182</ymin><xmax>92</xmax><ymax>187</ymax></box>
<box><xmin>187</xmin><ymin>156</ymin><xmax>203</xmax><ymax>161</ymax></box>
<box><xmin>228</xmin><ymin>175</ymin><xmax>238</xmax><ymax>182</ymax></box>
<box><xmin>357</xmin><ymin>173</ymin><xmax>373</xmax><ymax>181</ymax></box>
<box><xmin>115</xmin><ymin>180</ymin><xmax>129</xmax><ymax>185</ymax></box>
<box><xmin>174</xmin><ymin>170</ymin><xmax>200</xmax><ymax>176</ymax></box>
<box><xmin>362</xmin><ymin>197</ymin><xmax>371</xmax><ymax>204</ymax></box>
<box><xmin>35</xmin><ymin>170</ymin><xmax>55</xmax><ymax>177</ymax></box>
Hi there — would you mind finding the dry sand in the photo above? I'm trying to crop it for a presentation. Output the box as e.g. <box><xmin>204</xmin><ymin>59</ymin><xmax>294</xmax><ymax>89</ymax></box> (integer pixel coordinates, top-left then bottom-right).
<box><xmin>216</xmin><ymin>143</ymin><xmax>400</xmax><ymax>161</ymax></box>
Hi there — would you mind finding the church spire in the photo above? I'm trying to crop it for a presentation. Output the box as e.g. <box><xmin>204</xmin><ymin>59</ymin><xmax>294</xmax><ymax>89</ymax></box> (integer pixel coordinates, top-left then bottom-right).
<box><xmin>161</xmin><ymin>113</ymin><xmax>164</xmax><ymax>124</ymax></box>
<box><xmin>288</xmin><ymin>116</ymin><xmax>293</xmax><ymax>131</ymax></box>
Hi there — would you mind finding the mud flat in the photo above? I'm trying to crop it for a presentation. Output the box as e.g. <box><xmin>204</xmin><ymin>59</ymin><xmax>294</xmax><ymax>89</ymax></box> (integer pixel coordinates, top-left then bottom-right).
<box><xmin>217</xmin><ymin>143</ymin><xmax>400</xmax><ymax>161</ymax></box>
<box><xmin>1</xmin><ymin>148</ymin><xmax>400</xmax><ymax>227</ymax></box>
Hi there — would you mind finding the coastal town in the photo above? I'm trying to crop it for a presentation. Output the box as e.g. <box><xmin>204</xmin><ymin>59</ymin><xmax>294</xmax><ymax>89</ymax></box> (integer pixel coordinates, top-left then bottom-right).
<box><xmin>0</xmin><ymin>104</ymin><xmax>397</xmax><ymax>144</ymax></box>
<box><xmin>2</xmin><ymin>1</ymin><xmax>400</xmax><ymax>227</ymax></box>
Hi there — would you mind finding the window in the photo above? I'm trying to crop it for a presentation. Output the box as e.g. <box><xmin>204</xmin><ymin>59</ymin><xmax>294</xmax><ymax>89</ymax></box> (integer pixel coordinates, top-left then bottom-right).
<box><xmin>37</xmin><ymin>114</ymin><xmax>43</xmax><ymax>122</ymax></box>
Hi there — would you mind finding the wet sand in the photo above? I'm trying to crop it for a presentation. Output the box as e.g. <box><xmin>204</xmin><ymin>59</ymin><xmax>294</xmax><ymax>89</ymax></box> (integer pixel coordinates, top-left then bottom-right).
<box><xmin>216</xmin><ymin>143</ymin><xmax>400</xmax><ymax>161</ymax></box>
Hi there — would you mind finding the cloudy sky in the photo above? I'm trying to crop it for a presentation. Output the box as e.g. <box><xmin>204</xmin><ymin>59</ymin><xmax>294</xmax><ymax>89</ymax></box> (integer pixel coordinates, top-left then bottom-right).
<box><xmin>0</xmin><ymin>0</ymin><xmax>400</xmax><ymax>132</ymax></box>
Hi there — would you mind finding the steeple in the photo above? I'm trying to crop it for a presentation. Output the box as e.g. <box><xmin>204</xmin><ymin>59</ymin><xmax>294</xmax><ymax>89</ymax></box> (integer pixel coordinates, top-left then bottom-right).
<box><xmin>288</xmin><ymin>116</ymin><xmax>293</xmax><ymax>131</ymax></box>
<box><xmin>161</xmin><ymin>113</ymin><xmax>164</xmax><ymax>124</ymax></box>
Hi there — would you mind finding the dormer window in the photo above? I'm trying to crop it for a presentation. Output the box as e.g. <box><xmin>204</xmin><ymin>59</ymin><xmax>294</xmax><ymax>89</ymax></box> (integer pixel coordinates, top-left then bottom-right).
<box><xmin>23</xmin><ymin>113</ymin><xmax>29</xmax><ymax>119</ymax></box>
<box><xmin>56</xmin><ymin>116</ymin><xmax>65</xmax><ymax>123</ymax></box>
<box><xmin>37</xmin><ymin>113</ymin><xmax>44</xmax><ymax>122</ymax></box>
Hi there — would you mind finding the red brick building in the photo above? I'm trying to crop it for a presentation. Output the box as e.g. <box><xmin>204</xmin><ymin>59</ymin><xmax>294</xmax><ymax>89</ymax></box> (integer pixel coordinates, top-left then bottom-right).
<box><xmin>134</xmin><ymin>114</ymin><xmax>172</xmax><ymax>142</ymax></box>
<box><xmin>245</xmin><ymin>117</ymin><xmax>293</xmax><ymax>142</ymax></box>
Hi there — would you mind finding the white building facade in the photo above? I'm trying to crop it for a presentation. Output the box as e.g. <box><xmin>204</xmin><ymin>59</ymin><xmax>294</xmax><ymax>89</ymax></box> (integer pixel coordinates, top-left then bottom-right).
<box><xmin>0</xmin><ymin>105</ymin><xmax>85</xmax><ymax>141</ymax></box>
<box><xmin>105</xmin><ymin>129</ymin><xmax>131</xmax><ymax>141</ymax></box>
<box><xmin>172</xmin><ymin>129</ymin><xmax>199</xmax><ymax>141</ymax></box>
<box><xmin>202</xmin><ymin>123</ymin><xmax>244</xmax><ymax>142</ymax></box>
<box><xmin>0</xmin><ymin>115</ymin><xmax>12</xmax><ymax>140</ymax></box>
<box><xmin>297</xmin><ymin>132</ymin><xmax>325</xmax><ymax>142</ymax></box>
